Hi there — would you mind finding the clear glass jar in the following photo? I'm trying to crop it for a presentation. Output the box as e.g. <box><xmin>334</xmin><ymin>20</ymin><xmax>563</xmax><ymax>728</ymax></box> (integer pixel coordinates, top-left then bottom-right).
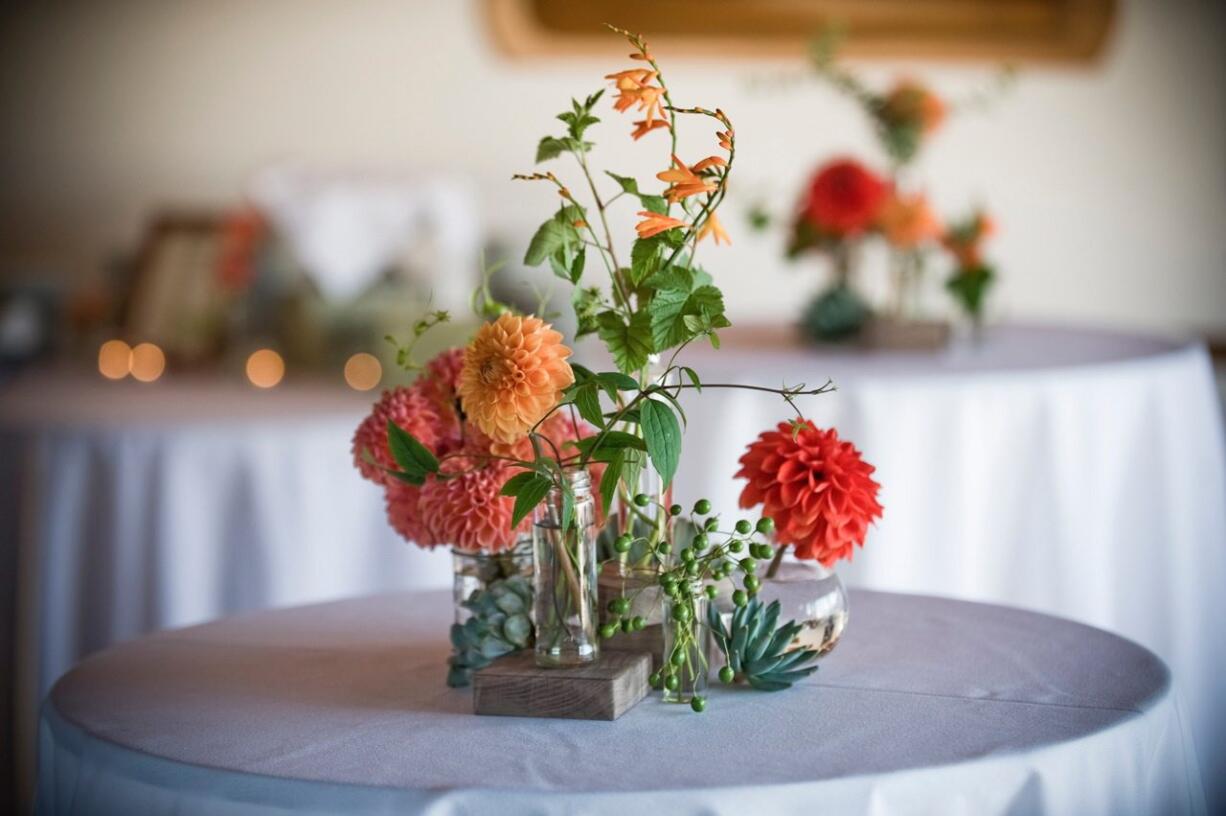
<box><xmin>533</xmin><ymin>469</ymin><xmax>600</xmax><ymax>668</ymax></box>
<box><xmin>661</xmin><ymin>592</ymin><xmax>710</xmax><ymax>703</ymax></box>
<box><xmin>452</xmin><ymin>537</ymin><xmax>533</xmax><ymax>624</ymax></box>
<box><xmin>613</xmin><ymin>355</ymin><xmax>676</xmax><ymax>570</ymax></box>
<box><xmin>760</xmin><ymin>557</ymin><xmax>849</xmax><ymax>658</ymax></box>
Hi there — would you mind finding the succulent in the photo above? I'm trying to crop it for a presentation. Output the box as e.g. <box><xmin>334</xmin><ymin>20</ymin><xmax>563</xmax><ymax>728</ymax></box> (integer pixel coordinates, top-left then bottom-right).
<box><xmin>446</xmin><ymin>575</ymin><xmax>534</xmax><ymax>687</ymax></box>
<box><xmin>707</xmin><ymin>597</ymin><xmax>819</xmax><ymax>691</ymax></box>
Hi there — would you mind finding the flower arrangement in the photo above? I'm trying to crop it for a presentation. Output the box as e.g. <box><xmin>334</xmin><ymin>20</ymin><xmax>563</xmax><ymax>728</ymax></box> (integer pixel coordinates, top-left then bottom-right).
<box><xmin>778</xmin><ymin>35</ymin><xmax>1011</xmax><ymax>342</ymax></box>
<box><xmin>353</xmin><ymin>25</ymin><xmax>882</xmax><ymax>712</ymax></box>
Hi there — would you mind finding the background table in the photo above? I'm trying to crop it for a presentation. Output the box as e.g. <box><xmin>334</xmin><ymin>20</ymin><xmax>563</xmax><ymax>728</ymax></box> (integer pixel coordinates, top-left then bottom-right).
<box><xmin>674</xmin><ymin>323</ymin><xmax>1226</xmax><ymax>807</ymax></box>
<box><xmin>0</xmin><ymin>373</ymin><xmax>449</xmax><ymax>805</ymax></box>
<box><xmin>37</xmin><ymin>589</ymin><xmax>1204</xmax><ymax>815</ymax></box>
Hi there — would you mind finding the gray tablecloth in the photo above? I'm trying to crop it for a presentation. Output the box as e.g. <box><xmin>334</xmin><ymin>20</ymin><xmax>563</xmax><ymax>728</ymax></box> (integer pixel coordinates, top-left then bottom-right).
<box><xmin>37</xmin><ymin>589</ymin><xmax>1205</xmax><ymax>815</ymax></box>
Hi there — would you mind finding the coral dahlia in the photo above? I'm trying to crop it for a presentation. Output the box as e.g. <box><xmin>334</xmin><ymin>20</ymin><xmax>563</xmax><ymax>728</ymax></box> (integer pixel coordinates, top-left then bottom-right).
<box><xmin>384</xmin><ymin>482</ymin><xmax>436</xmax><ymax>548</ymax></box>
<box><xmin>418</xmin><ymin>458</ymin><xmax>528</xmax><ymax>554</ymax></box>
<box><xmin>458</xmin><ymin>314</ymin><xmax>574</xmax><ymax>444</ymax></box>
<box><xmin>352</xmin><ymin>386</ymin><xmax>447</xmax><ymax>486</ymax></box>
<box><xmin>736</xmin><ymin>420</ymin><xmax>883</xmax><ymax>567</ymax></box>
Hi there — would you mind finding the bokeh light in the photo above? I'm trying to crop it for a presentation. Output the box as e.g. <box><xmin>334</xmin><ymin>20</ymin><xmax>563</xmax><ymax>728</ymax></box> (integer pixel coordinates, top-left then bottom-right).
<box><xmin>98</xmin><ymin>339</ymin><xmax>132</xmax><ymax>380</ymax></box>
<box><xmin>246</xmin><ymin>349</ymin><xmax>285</xmax><ymax>389</ymax></box>
<box><xmin>343</xmin><ymin>353</ymin><xmax>382</xmax><ymax>391</ymax></box>
<box><xmin>129</xmin><ymin>342</ymin><xmax>166</xmax><ymax>383</ymax></box>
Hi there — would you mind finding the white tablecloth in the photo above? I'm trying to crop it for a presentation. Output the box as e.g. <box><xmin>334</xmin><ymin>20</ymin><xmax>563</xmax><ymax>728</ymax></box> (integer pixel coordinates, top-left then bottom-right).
<box><xmin>36</xmin><ymin>589</ymin><xmax>1205</xmax><ymax>815</ymax></box>
<box><xmin>673</xmin><ymin>324</ymin><xmax>1226</xmax><ymax>808</ymax></box>
<box><xmin>0</xmin><ymin>374</ymin><xmax>451</xmax><ymax>807</ymax></box>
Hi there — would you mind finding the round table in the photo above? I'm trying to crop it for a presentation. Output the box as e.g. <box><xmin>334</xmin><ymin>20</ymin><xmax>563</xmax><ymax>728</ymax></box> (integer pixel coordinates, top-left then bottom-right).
<box><xmin>37</xmin><ymin>589</ymin><xmax>1205</xmax><ymax>816</ymax></box>
<box><xmin>673</xmin><ymin>323</ymin><xmax>1226</xmax><ymax>807</ymax></box>
<box><xmin>0</xmin><ymin>372</ymin><xmax>450</xmax><ymax>806</ymax></box>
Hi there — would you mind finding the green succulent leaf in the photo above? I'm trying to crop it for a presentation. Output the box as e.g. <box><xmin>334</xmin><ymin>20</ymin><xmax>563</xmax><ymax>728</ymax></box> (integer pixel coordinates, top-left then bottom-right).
<box><xmin>712</xmin><ymin>597</ymin><xmax>820</xmax><ymax>692</ymax></box>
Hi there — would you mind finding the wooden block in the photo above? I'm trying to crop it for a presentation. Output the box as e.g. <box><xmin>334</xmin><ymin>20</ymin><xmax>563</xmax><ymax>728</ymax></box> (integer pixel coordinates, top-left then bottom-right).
<box><xmin>861</xmin><ymin>317</ymin><xmax>951</xmax><ymax>350</ymax></box>
<box><xmin>473</xmin><ymin>651</ymin><xmax>650</xmax><ymax>721</ymax></box>
<box><xmin>601</xmin><ymin>623</ymin><xmax>666</xmax><ymax>671</ymax></box>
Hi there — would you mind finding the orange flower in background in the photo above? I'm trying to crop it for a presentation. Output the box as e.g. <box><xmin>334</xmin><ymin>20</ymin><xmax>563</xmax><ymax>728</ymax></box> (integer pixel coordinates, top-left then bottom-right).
<box><xmin>882</xmin><ymin>80</ymin><xmax>946</xmax><ymax>135</ymax></box>
<box><xmin>635</xmin><ymin>210</ymin><xmax>687</xmax><ymax>239</ymax></box>
<box><xmin>941</xmin><ymin>211</ymin><xmax>996</xmax><ymax>268</ymax></box>
<box><xmin>657</xmin><ymin>155</ymin><xmax>718</xmax><ymax>204</ymax></box>
<box><xmin>737</xmin><ymin>421</ymin><xmax>883</xmax><ymax>567</ymax></box>
<box><xmin>697</xmin><ymin>210</ymin><xmax>731</xmax><ymax>245</ymax></box>
<box><xmin>458</xmin><ymin>314</ymin><xmax>574</xmax><ymax>444</ymax></box>
<box><xmin>606</xmin><ymin>68</ymin><xmax>665</xmax><ymax>125</ymax></box>
<box><xmin>878</xmin><ymin>192</ymin><xmax>941</xmax><ymax>249</ymax></box>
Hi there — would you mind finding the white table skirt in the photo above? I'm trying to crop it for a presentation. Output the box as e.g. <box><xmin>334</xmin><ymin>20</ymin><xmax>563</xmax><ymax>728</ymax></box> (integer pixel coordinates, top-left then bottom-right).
<box><xmin>674</xmin><ymin>324</ymin><xmax>1226</xmax><ymax>808</ymax></box>
<box><xmin>36</xmin><ymin>590</ymin><xmax>1205</xmax><ymax>816</ymax></box>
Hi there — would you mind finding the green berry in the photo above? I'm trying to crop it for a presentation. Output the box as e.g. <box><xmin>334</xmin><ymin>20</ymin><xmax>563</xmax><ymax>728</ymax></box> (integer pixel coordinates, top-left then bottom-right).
<box><xmin>740</xmin><ymin>557</ymin><xmax>757</xmax><ymax>573</ymax></box>
<box><xmin>679</xmin><ymin>547</ymin><xmax>695</xmax><ymax>563</ymax></box>
<box><xmin>692</xmin><ymin>533</ymin><xmax>708</xmax><ymax>551</ymax></box>
<box><xmin>621</xmin><ymin>617</ymin><xmax>635</xmax><ymax>633</ymax></box>
<box><xmin>685</xmin><ymin>561</ymin><xmax>700</xmax><ymax>577</ymax></box>
<box><xmin>633</xmin><ymin>493</ymin><xmax>650</xmax><ymax>507</ymax></box>
<box><xmin>732</xmin><ymin>589</ymin><xmax>748</xmax><ymax>607</ymax></box>
<box><xmin>599</xmin><ymin>623</ymin><xmax>618</xmax><ymax>639</ymax></box>
<box><xmin>660</xmin><ymin>574</ymin><xmax>676</xmax><ymax>590</ymax></box>
<box><xmin>719</xmin><ymin>666</ymin><xmax>735</xmax><ymax>684</ymax></box>
<box><xmin>745</xmin><ymin>574</ymin><xmax>761</xmax><ymax>593</ymax></box>
<box><xmin>669</xmin><ymin>504</ymin><xmax>683</xmax><ymax>516</ymax></box>
<box><xmin>665</xmin><ymin>674</ymin><xmax>680</xmax><ymax>691</ymax></box>
<box><xmin>656</xmin><ymin>541</ymin><xmax>672</xmax><ymax>555</ymax></box>
<box><xmin>649</xmin><ymin>671</ymin><xmax>663</xmax><ymax>689</ymax></box>
<box><xmin>608</xmin><ymin>597</ymin><xmax>630</xmax><ymax>615</ymax></box>
<box><xmin>704</xmin><ymin>517</ymin><xmax>719</xmax><ymax>532</ymax></box>
<box><xmin>690</xmin><ymin>695</ymin><xmax>707</xmax><ymax>712</ymax></box>
<box><xmin>756</xmin><ymin>517</ymin><xmax>775</xmax><ymax>535</ymax></box>
<box><xmin>613</xmin><ymin>534</ymin><xmax>633</xmax><ymax>554</ymax></box>
<box><xmin>693</xmin><ymin>499</ymin><xmax>712</xmax><ymax>515</ymax></box>
<box><xmin>735</xmin><ymin>519</ymin><xmax>752</xmax><ymax>535</ymax></box>
<box><xmin>728</xmin><ymin>539</ymin><xmax>744</xmax><ymax>553</ymax></box>
<box><xmin>672</xmin><ymin>602</ymin><xmax>692</xmax><ymax>622</ymax></box>
<box><xmin>631</xmin><ymin>616</ymin><xmax>645</xmax><ymax>631</ymax></box>
<box><xmin>670</xmin><ymin>649</ymin><xmax>686</xmax><ymax>666</ymax></box>
<box><xmin>704</xmin><ymin>585</ymin><xmax>718</xmax><ymax>600</ymax></box>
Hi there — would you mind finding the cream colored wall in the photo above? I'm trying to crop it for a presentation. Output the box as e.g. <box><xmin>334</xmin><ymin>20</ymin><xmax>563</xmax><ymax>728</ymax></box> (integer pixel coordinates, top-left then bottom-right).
<box><xmin>1</xmin><ymin>0</ymin><xmax>1223</xmax><ymax>334</ymax></box>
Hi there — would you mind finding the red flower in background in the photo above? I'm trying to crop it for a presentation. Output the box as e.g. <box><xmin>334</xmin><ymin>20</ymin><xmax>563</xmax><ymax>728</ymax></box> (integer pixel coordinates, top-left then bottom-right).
<box><xmin>736</xmin><ymin>420</ymin><xmax>883</xmax><ymax>567</ymax></box>
<box><xmin>801</xmin><ymin>159</ymin><xmax>890</xmax><ymax>237</ymax></box>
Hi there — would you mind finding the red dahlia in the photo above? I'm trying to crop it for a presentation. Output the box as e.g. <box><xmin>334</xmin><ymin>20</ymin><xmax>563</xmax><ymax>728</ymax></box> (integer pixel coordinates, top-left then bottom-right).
<box><xmin>736</xmin><ymin>420</ymin><xmax>883</xmax><ymax>566</ymax></box>
<box><xmin>802</xmin><ymin>159</ymin><xmax>890</xmax><ymax>237</ymax></box>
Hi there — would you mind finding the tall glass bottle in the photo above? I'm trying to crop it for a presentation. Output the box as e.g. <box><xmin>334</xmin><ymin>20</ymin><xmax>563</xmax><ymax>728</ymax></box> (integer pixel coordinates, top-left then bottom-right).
<box><xmin>533</xmin><ymin>469</ymin><xmax>600</xmax><ymax>667</ymax></box>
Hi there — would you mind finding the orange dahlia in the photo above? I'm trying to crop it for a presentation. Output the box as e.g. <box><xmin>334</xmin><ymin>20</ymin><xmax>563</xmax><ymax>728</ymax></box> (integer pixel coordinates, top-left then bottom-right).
<box><xmin>458</xmin><ymin>314</ymin><xmax>574</xmax><ymax>444</ymax></box>
<box><xmin>878</xmin><ymin>192</ymin><xmax>941</xmax><ymax>249</ymax></box>
<box><xmin>736</xmin><ymin>420</ymin><xmax>883</xmax><ymax>567</ymax></box>
<box><xmin>419</xmin><ymin>458</ymin><xmax>528</xmax><ymax>553</ymax></box>
<box><xmin>352</xmin><ymin>386</ymin><xmax>448</xmax><ymax>486</ymax></box>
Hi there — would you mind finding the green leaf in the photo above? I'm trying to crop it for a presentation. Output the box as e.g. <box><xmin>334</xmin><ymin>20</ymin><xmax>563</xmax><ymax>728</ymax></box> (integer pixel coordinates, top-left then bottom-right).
<box><xmin>605</xmin><ymin>171</ymin><xmax>641</xmax><ymax>195</ymax></box>
<box><xmin>629</xmin><ymin>238</ymin><xmax>663</xmax><ymax>287</ymax></box>
<box><xmin>598</xmin><ymin>451</ymin><xmax>624</xmax><ymax>518</ymax></box>
<box><xmin>596</xmin><ymin>310</ymin><xmax>653</xmax><ymax>373</ymax></box>
<box><xmin>500</xmin><ymin>471</ymin><xmax>538</xmax><ymax>497</ymax></box>
<box><xmin>510</xmin><ymin>475</ymin><xmax>552</xmax><ymax>528</ymax></box>
<box><xmin>572</xmin><ymin>287</ymin><xmax>604</xmax><ymax>337</ymax></box>
<box><xmin>639</xmin><ymin>400</ymin><xmax>681</xmax><ymax>487</ymax></box>
<box><xmin>574</xmin><ymin>431</ymin><xmax>647</xmax><ymax>455</ymax></box>
<box><xmin>597</xmin><ymin>371</ymin><xmax>639</xmax><ymax>391</ymax></box>
<box><xmin>524</xmin><ymin>218</ymin><xmax>579</xmax><ymax>267</ymax></box>
<box><xmin>561</xmin><ymin>483</ymin><xmax>575</xmax><ymax>533</ymax></box>
<box><xmin>573</xmin><ymin>385</ymin><xmax>604</xmax><ymax>428</ymax></box>
<box><xmin>647</xmin><ymin>283</ymin><xmax>728</xmax><ymax>352</ymax></box>
<box><xmin>605</xmin><ymin>172</ymin><xmax>668</xmax><ymax>216</ymax></box>
<box><xmin>640</xmin><ymin>194</ymin><xmax>668</xmax><ymax>215</ymax></box>
<box><xmin>569</xmin><ymin>249</ymin><xmax>586</xmax><ymax>284</ymax></box>
<box><xmin>536</xmin><ymin>136</ymin><xmax>568</xmax><ymax>163</ymax></box>
<box><xmin>386</xmin><ymin>421</ymin><xmax>439</xmax><ymax>481</ymax></box>
<box><xmin>680</xmin><ymin>366</ymin><xmax>702</xmax><ymax>391</ymax></box>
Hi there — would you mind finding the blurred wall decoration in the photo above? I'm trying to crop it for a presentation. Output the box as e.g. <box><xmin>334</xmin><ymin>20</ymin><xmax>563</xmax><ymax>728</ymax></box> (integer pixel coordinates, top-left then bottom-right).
<box><xmin>486</xmin><ymin>0</ymin><xmax>1116</xmax><ymax>62</ymax></box>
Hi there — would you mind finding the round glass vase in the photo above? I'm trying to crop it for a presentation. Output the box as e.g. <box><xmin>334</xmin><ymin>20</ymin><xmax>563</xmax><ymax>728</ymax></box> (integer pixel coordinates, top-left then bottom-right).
<box><xmin>759</xmin><ymin>555</ymin><xmax>849</xmax><ymax>658</ymax></box>
<box><xmin>533</xmin><ymin>469</ymin><xmax>600</xmax><ymax>668</ymax></box>
<box><xmin>661</xmin><ymin>593</ymin><xmax>710</xmax><ymax>704</ymax></box>
<box><xmin>452</xmin><ymin>537</ymin><xmax>533</xmax><ymax>624</ymax></box>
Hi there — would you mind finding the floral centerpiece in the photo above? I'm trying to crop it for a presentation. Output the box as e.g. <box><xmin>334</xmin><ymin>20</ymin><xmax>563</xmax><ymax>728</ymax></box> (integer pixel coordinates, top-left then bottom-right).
<box><xmin>779</xmin><ymin>35</ymin><xmax>1011</xmax><ymax>343</ymax></box>
<box><xmin>352</xmin><ymin>25</ymin><xmax>882</xmax><ymax>712</ymax></box>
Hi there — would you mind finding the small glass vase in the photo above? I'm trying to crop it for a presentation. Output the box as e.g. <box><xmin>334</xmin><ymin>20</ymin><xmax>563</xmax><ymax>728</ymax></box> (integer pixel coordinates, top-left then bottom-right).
<box><xmin>533</xmin><ymin>469</ymin><xmax>600</xmax><ymax>668</ymax></box>
<box><xmin>760</xmin><ymin>557</ymin><xmax>849</xmax><ymax>658</ymax></box>
<box><xmin>452</xmin><ymin>537</ymin><xmax>533</xmax><ymax>624</ymax></box>
<box><xmin>661</xmin><ymin>593</ymin><xmax>710</xmax><ymax>703</ymax></box>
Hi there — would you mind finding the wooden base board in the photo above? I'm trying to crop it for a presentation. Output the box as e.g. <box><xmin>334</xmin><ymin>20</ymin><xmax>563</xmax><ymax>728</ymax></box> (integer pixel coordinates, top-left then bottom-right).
<box><xmin>601</xmin><ymin>623</ymin><xmax>665</xmax><ymax>671</ymax></box>
<box><xmin>473</xmin><ymin>651</ymin><xmax>651</xmax><ymax>721</ymax></box>
<box><xmin>861</xmin><ymin>318</ymin><xmax>951</xmax><ymax>350</ymax></box>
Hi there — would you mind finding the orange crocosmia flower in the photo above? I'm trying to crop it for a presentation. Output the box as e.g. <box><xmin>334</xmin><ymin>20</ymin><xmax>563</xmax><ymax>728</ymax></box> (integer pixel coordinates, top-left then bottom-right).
<box><xmin>606</xmin><ymin>69</ymin><xmax>665</xmax><ymax>124</ymax></box>
<box><xmin>457</xmin><ymin>314</ymin><xmax>574</xmax><ymax>444</ymax></box>
<box><xmin>878</xmin><ymin>192</ymin><xmax>941</xmax><ymax>249</ymax></box>
<box><xmin>657</xmin><ymin>155</ymin><xmax>717</xmax><ymax>204</ymax></box>
<box><xmin>690</xmin><ymin>155</ymin><xmax>728</xmax><ymax>172</ymax></box>
<box><xmin>631</xmin><ymin>118</ymin><xmax>670</xmax><ymax>140</ymax></box>
<box><xmin>635</xmin><ymin>211</ymin><xmax>687</xmax><ymax>239</ymax></box>
<box><xmin>697</xmin><ymin>210</ymin><xmax>731</xmax><ymax>246</ymax></box>
<box><xmin>717</xmin><ymin>130</ymin><xmax>734</xmax><ymax>151</ymax></box>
